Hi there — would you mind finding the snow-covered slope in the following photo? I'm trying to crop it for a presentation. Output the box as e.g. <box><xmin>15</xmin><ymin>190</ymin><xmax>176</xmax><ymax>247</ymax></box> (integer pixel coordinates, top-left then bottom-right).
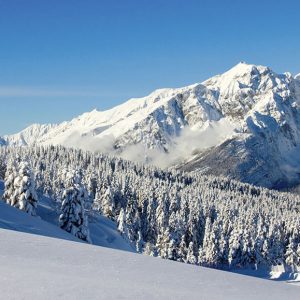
<box><xmin>0</xmin><ymin>181</ymin><xmax>133</xmax><ymax>252</ymax></box>
<box><xmin>1</xmin><ymin>228</ymin><xmax>300</xmax><ymax>299</ymax></box>
<box><xmin>1</xmin><ymin>180</ymin><xmax>300</xmax><ymax>298</ymax></box>
<box><xmin>3</xmin><ymin>62</ymin><xmax>300</xmax><ymax>188</ymax></box>
<box><xmin>0</xmin><ymin>195</ymin><xmax>80</xmax><ymax>243</ymax></box>
<box><xmin>3</xmin><ymin>123</ymin><xmax>57</xmax><ymax>146</ymax></box>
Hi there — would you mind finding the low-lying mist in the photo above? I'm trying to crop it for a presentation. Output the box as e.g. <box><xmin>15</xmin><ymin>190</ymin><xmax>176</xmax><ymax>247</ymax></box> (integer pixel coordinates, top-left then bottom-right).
<box><xmin>57</xmin><ymin>119</ymin><xmax>236</xmax><ymax>169</ymax></box>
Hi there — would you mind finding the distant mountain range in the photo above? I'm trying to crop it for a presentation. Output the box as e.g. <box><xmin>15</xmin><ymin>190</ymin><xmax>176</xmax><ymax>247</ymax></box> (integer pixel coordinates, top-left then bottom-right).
<box><xmin>2</xmin><ymin>62</ymin><xmax>300</xmax><ymax>189</ymax></box>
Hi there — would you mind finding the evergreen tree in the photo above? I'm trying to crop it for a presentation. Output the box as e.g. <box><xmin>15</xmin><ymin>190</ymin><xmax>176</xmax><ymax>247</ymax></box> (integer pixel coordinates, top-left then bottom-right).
<box><xmin>117</xmin><ymin>207</ymin><xmax>133</xmax><ymax>246</ymax></box>
<box><xmin>285</xmin><ymin>237</ymin><xmax>299</xmax><ymax>272</ymax></box>
<box><xmin>228</xmin><ymin>228</ymin><xmax>243</xmax><ymax>268</ymax></box>
<box><xmin>3</xmin><ymin>160</ymin><xmax>38</xmax><ymax>216</ymax></box>
<box><xmin>3</xmin><ymin>158</ymin><xmax>18</xmax><ymax>207</ymax></box>
<box><xmin>59</xmin><ymin>170</ymin><xmax>91</xmax><ymax>243</ymax></box>
<box><xmin>0</xmin><ymin>158</ymin><xmax>6</xmax><ymax>179</ymax></box>
<box><xmin>178</xmin><ymin>235</ymin><xmax>187</xmax><ymax>263</ymax></box>
<box><xmin>143</xmin><ymin>242</ymin><xmax>157</xmax><ymax>257</ymax></box>
<box><xmin>136</xmin><ymin>230</ymin><xmax>144</xmax><ymax>253</ymax></box>
<box><xmin>198</xmin><ymin>245</ymin><xmax>206</xmax><ymax>266</ymax></box>
<box><xmin>16</xmin><ymin>162</ymin><xmax>39</xmax><ymax>216</ymax></box>
<box><xmin>186</xmin><ymin>242</ymin><xmax>197</xmax><ymax>264</ymax></box>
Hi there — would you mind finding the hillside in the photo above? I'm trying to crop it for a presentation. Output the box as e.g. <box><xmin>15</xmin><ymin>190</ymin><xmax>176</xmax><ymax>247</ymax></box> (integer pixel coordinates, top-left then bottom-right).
<box><xmin>1</xmin><ymin>225</ymin><xmax>300</xmax><ymax>299</ymax></box>
<box><xmin>0</xmin><ymin>181</ymin><xmax>133</xmax><ymax>252</ymax></box>
<box><xmin>0</xmin><ymin>151</ymin><xmax>300</xmax><ymax>298</ymax></box>
<box><xmin>1</xmin><ymin>146</ymin><xmax>299</xmax><ymax>275</ymax></box>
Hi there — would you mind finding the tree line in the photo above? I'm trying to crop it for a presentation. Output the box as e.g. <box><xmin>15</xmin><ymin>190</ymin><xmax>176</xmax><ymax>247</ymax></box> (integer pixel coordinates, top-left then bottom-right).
<box><xmin>0</xmin><ymin>145</ymin><xmax>299</xmax><ymax>272</ymax></box>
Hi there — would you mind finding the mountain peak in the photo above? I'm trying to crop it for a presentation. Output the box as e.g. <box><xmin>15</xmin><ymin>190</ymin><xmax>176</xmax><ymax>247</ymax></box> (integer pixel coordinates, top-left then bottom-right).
<box><xmin>202</xmin><ymin>62</ymin><xmax>274</xmax><ymax>93</ymax></box>
<box><xmin>3</xmin><ymin>62</ymin><xmax>300</xmax><ymax>190</ymax></box>
<box><xmin>224</xmin><ymin>61</ymin><xmax>270</xmax><ymax>77</ymax></box>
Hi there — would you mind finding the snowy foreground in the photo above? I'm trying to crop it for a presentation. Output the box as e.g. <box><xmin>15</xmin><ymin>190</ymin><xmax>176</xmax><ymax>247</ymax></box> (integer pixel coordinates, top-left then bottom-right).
<box><xmin>0</xmin><ymin>228</ymin><xmax>299</xmax><ymax>300</ymax></box>
<box><xmin>0</xmin><ymin>201</ymin><xmax>299</xmax><ymax>299</ymax></box>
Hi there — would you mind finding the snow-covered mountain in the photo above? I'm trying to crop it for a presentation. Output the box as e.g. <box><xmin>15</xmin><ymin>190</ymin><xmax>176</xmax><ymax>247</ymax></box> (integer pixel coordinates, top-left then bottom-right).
<box><xmin>2</xmin><ymin>62</ymin><xmax>300</xmax><ymax>188</ymax></box>
<box><xmin>3</xmin><ymin>124</ymin><xmax>57</xmax><ymax>146</ymax></box>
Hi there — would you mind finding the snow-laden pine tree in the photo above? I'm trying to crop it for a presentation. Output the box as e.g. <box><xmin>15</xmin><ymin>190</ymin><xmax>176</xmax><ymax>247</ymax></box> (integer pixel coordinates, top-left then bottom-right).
<box><xmin>117</xmin><ymin>207</ymin><xmax>130</xmax><ymax>243</ymax></box>
<box><xmin>92</xmin><ymin>183</ymin><xmax>115</xmax><ymax>219</ymax></box>
<box><xmin>198</xmin><ymin>246</ymin><xmax>206</xmax><ymax>266</ymax></box>
<box><xmin>92</xmin><ymin>188</ymin><xmax>102</xmax><ymax>212</ymax></box>
<box><xmin>178</xmin><ymin>235</ymin><xmax>188</xmax><ymax>262</ymax></box>
<box><xmin>3</xmin><ymin>158</ymin><xmax>18</xmax><ymax>207</ymax></box>
<box><xmin>101</xmin><ymin>186</ymin><xmax>115</xmax><ymax>219</ymax></box>
<box><xmin>0</xmin><ymin>158</ymin><xmax>6</xmax><ymax>180</ymax></box>
<box><xmin>156</xmin><ymin>228</ymin><xmax>171</xmax><ymax>259</ymax></box>
<box><xmin>59</xmin><ymin>170</ymin><xmax>91</xmax><ymax>243</ymax></box>
<box><xmin>167</xmin><ymin>238</ymin><xmax>178</xmax><ymax>261</ymax></box>
<box><xmin>186</xmin><ymin>242</ymin><xmax>197</xmax><ymax>264</ymax></box>
<box><xmin>3</xmin><ymin>159</ymin><xmax>38</xmax><ymax>216</ymax></box>
<box><xmin>296</xmin><ymin>244</ymin><xmax>300</xmax><ymax>271</ymax></box>
<box><xmin>136</xmin><ymin>230</ymin><xmax>144</xmax><ymax>253</ymax></box>
<box><xmin>285</xmin><ymin>236</ymin><xmax>299</xmax><ymax>272</ymax></box>
<box><xmin>53</xmin><ymin>167</ymin><xmax>68</xmax><ymax>205</ymax></box>
<box><xmin>205</xmin><ymin>221</ymin><xmax>222</xmax><ymax>267</ymax></box>
<box><xmin>143</xmin><ymin>242</ymin><xmax>157</xmax><ymax>257</ymax></box>
<box><xmin>16</xmin><ymin>161</ymin><xmax>39</xmax><ymax>215</ymax></box>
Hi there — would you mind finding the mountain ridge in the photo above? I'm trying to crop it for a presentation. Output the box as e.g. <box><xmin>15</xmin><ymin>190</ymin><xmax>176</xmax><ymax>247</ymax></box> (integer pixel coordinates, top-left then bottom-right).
<box><xmin>2</xmin><ymin>62</ymin><xmax>300</xmax><ymax>188</ymax></box>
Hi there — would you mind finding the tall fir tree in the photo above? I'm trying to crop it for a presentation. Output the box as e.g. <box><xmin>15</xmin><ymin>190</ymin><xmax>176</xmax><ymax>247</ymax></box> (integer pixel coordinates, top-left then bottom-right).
<box><xmin>59</xmin><ymin>170</ymin><xmax>91</xmax><ymax>243</ymax></box>
<box><xmin>3</xmin><ymin>159</ymin><xmax>38</xmax><ymax>216</ymax></box>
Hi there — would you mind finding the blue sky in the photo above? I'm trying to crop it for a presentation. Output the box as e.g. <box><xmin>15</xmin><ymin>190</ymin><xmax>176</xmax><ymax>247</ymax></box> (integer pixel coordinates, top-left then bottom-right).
<box><xmin>0</xmin><ymin>0</ymin><xmax>299</xmax><ymax>135</ymax></box>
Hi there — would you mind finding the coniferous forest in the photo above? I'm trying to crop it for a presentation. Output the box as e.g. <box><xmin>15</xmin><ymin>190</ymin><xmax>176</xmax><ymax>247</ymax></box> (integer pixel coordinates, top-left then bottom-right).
<box><xmin>0</xmin><ymin>145</ymin><xmax>299</xmax><ymax>272</ymax></box>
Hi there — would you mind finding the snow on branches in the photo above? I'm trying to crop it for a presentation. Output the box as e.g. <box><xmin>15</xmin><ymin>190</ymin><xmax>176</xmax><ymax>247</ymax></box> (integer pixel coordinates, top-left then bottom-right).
<box><xmin>3</xmin><ymin>157</ymin><xmax>38</xmax><ymax>216</ymax></box>
<box><xmin>1</xmin><ymin>145</ymin><xmax>300</xmax><ymax>272</ymax></box>
<box><xmin>59</xmin><ymin>170</ymin><xmax>91</xmax><ymax>243</ymax></box>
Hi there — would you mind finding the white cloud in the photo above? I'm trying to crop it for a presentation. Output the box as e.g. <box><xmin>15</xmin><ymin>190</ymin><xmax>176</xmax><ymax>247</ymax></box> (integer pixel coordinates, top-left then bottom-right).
<box><xmin>64</xmin><ymin>118</ymin><xmax>236</xmax><ymax>169</ymax></box>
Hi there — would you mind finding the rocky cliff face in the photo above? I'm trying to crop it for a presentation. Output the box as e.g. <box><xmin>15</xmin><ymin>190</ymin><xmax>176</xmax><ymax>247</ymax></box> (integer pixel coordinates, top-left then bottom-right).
<box><xmin>180</xmin><ymin>63</ymin><xmax>300</xmax><ymax>188</ymax></box>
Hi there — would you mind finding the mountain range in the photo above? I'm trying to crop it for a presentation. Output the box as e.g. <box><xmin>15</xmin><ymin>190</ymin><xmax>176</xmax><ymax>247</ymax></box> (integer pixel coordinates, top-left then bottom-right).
<box><xmin>2</xmin><ymin>62</ymin><xmax>300</xmax><ymax>189</ymax></box>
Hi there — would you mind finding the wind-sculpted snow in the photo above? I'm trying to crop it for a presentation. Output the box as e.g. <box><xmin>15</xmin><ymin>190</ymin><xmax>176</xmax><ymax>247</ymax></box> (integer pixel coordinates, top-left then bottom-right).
<box><xmin>3</xmin><ymin>62</ymin><xmax>300</xmax><ymax>188</ymax></box>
